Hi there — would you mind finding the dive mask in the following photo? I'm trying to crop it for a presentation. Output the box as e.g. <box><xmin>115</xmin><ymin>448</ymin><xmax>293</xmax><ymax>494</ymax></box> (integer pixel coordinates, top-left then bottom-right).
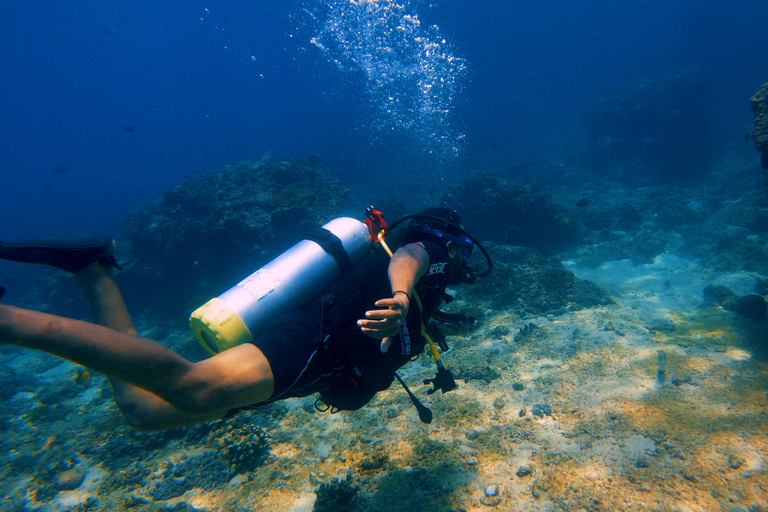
<box><xmin>420</xmin><ymin>224</ymin><xmax>474</xmax><ymax>259</ymax></box>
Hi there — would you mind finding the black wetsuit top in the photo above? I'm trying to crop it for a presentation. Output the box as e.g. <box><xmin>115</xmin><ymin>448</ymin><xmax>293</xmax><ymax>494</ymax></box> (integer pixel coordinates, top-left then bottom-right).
<box><xmin>248</xmin><ymin>240</ymin><xmax>450</xmax><ymax>411</ymax></box>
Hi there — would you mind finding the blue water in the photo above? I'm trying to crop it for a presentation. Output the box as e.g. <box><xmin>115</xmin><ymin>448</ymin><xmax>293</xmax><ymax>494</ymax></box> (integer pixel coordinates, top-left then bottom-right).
<box><xmin>1</xmin><ymin>0</ymin><xmax>766</xmax><ymax>239</ymax></box>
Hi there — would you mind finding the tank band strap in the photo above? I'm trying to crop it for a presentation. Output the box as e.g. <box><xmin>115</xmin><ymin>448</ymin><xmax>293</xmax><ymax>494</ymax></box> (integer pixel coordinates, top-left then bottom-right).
<box><xmin>304</xmin><ymin>227</ymin><xmax>354</xmax><ymax>275</ymax></box>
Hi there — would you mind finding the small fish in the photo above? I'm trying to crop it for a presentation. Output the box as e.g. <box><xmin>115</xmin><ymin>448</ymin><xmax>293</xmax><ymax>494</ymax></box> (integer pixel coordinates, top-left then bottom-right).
<box><xmin>75</xmin><ymin>369</ymin><xmax>91</xmax><ymax>385</ymax></box>
<box><xmin>54</xmin><ymin>165</ymin><xmax>68</xmax><ymax>175</ymax></box>
<box><xmin>122</xmin><ymin>124</ymin><xmax>135</xmax><ymax>133</ymax></box>
<box><xmin>575</xmin><ymin>198</ymin><xmax>590</xmax><ymax>208</ymax></box>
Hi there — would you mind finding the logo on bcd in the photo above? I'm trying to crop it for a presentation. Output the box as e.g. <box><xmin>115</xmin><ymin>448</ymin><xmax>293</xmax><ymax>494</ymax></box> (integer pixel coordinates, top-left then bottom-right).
<box><xmin>400</xmin><ymin>319</ymin><xmax>411</xmax><ymax>356</ymax></box>
<box><xmin>427</xmin><ymin>262</ymin><xmax>447</xmax><ymax>276</ymax></box>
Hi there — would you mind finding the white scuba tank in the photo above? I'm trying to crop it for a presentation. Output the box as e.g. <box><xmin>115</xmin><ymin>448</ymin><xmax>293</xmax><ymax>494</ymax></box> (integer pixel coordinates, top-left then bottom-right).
<box><xmin>190</xmin><ymin>217</ymin><xmax>374</xmax><ymax>354</ymax></box>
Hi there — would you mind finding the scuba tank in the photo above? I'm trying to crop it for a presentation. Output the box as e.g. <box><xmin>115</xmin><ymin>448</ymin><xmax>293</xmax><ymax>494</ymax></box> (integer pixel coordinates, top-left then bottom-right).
<box><xmin>190</xmin><ymin>217</ymin><xmax>375</xmax><ymax>354</ymax></box>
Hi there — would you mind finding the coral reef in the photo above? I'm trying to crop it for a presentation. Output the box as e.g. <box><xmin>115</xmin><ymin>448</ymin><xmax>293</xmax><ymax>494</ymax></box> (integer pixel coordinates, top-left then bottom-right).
<box><xmin>211</xmin><ymin>422</ymin><xmax>271</xmax><ymax>475</ymax></box>
<box><xmin>750</xmin><ymin>82</ymin><xmax>768</xmax><ymax>169</ymax></box>
<box><xmin>442</xmin><ymin>172</ymin><xmax>580</xmax><ymax>253</ymax></box>
<box><xmin>459</xmin><ymin>243</ymin><xmax>613</xmax><ymax>316</ymax></box>
<box><xmin>583</xmin><ymin>68</ymin><xmax>710</xmax><ymax>182</ymax></box>
<box><xmin>123</xmin><ymin>154</ymin><xmax>349</xmax><ymax>324</ymax></box>
<box><xmin>145</xmin><ymin>452</ymin><xmax>230</xmax><ymax>500</ymax></box>
<box><xmin>4</xmin><ymin>138</ymin><xmax>768</xmax><ymax>511</ymax></box>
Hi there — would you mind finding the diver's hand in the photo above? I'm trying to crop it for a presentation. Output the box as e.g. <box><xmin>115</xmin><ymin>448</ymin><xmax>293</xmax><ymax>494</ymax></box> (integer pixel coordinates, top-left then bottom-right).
<box><xmin>357</xmin><ymin>294</ymin><xmax>410</xmax><ymax>352</ymax></box>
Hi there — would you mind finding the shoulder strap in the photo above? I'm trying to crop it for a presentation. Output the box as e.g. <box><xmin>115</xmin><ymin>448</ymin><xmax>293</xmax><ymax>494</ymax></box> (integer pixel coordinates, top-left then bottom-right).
<box><xmin>303</xmin><ymin>227</ymin><xmax>354</xmax><ymax>275</ymax></box>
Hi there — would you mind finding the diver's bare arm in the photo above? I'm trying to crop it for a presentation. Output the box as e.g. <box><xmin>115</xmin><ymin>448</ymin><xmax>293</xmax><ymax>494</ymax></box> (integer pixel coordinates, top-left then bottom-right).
<box><xmin>387</xmin><ymin>243</ymin><xmax>430</xmax><ymax>297</ymax></box>
<box><xmin>358</xmin><ymin>243</ymin><xmax>429</xmax><ymax>339</ymax></box>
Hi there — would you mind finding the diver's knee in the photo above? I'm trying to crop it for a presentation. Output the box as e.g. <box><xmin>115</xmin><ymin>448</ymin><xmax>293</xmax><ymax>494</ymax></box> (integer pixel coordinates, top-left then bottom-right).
<box><xmin>164</xmin><ymin>388</ymin><xmax>215</xmax><ymax>416</ymax></box>
<box><xmin>112</xmin><ymin>391</ymin><xmax>165</xmax><ymax>431</ymax></box>
<box><xmin>117</xmin><ymin>405</ymin><xmax>156</xmax><ymax>431</ymax></box>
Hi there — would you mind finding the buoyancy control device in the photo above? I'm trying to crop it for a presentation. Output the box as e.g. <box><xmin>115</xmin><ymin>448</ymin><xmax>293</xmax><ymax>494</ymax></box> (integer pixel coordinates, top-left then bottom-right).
<box><xmin>190</xmin><ymin>217</ymin><xmax>375</xmax><ymax>354</ymax></box>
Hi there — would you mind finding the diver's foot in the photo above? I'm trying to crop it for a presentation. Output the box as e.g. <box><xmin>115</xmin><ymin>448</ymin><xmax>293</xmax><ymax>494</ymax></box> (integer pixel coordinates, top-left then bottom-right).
<box><xmin>0</xmin><ymin>239</ymin><xmax>122</xmax><ymax>273</ymax></box>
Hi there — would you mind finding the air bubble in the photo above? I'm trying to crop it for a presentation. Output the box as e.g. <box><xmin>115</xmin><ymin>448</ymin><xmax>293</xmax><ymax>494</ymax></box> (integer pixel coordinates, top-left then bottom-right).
<box><xmin>302</xmin><ymin>0</ymin><xmax>467</xmax><ymax>168</ymax></box>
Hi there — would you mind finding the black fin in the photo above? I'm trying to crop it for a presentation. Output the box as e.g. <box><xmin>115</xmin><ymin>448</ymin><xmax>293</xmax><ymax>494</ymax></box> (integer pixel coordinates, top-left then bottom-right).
<box><xmin>0</xmin><ymin>238</ymin><xmax>122</xmax><ymax>273</ymax></box>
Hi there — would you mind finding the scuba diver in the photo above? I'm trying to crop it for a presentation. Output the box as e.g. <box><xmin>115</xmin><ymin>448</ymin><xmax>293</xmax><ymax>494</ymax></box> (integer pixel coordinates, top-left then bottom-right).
<box><xmin>0</xmin><ymin>207</ymin><xmax>490</xmax><ymax>430</ymax></box>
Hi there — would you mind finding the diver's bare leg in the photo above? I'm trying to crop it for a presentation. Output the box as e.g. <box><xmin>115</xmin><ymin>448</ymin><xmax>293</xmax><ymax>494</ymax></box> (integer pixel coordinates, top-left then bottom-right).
<box><xmin>75</xmin><ymin>263</ymin><xmax>138</xmax><ymax>335</ymax></box>
<box><xmin>0</xmin><ymin>266</ymin><xmax>274</xmax><ymax>429</ymax></box>
<box><xmin>75</xmin><ymin>263</ymin><xmax>221</xmax><ymax>429</ymax></box>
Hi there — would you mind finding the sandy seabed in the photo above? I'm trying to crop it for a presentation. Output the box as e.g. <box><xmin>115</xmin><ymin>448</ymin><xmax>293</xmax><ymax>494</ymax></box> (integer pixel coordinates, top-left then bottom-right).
<box><xmin>2</xmin><ymin>249</ymin><xmax>766</xmax><ymax>512</ymax></box>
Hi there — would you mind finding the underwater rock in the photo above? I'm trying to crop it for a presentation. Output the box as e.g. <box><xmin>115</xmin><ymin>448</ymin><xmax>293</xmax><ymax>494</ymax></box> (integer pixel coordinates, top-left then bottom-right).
<box><xmin>442</xmin><ymin>172</ymin><xmax>580</xmax><ymax>253</ymax></box>
<box><xmin>723</xmin><ymin>293</ymin><xmax>767</xmax><ymax>321</ymax></box>
<box><xmin>488</xmin><ymin>325</ymin><xmax>510</xmax><ymax>339</ymax></box>
<box><xmin>728</xmin><ymin>453</ymin><xmax>746</xmax><ymax>470</ymax></box>
<box><xmin>99</xmin><ymin>429</ymin><xmax>182</xmax><ymax>465</ymax></box>
<box><xmin>461</xmin><ymin>243</ymin><xmax>613</xmax><ymax>316</ymax></box>
<box><xmin>515</xmin><ymin>466</ymin><xmax>532</xmax><ymax>477</ymax></box>
<box><xmin>532</xmin><ymin>404</ymin><xmax>552</xmax><ymax>418</ymax></box>
<box><xmin>635</xmin><ymin>457</ymin><xmax>651</xmax><ymax>468</ymax></box>
<box><xmin>646</xmin><ymin>318</ymin><xmax>676</xmax><ymax>333</ymax></box>
<box><xmin>458</xmin><ymin>366</ymin><xmax>500</xmax><ymax>384</ymax></box>
<box><xmin>141</xmin><ymin>451</ymin><xmax>229</xmax><ymax>500</ymax></box>
<box><xmin>0</xmin><ymin>367</ymin><xmax>26</xmax><ymax>402</ymax></box>
<box><xmin>148</xmin><ymin>475</ymin><xmax>188</xmax><ymax>501</ymax></box>
<box><xmin>515</xmin><ymin>322</ymin><xmax>538</xmax><ymax>340</ymax></box>
<box><xmin>385</xmin><ymin>407</ymin><xmax>400</xmax><ymax>419</ymax></box>
<box><xmin>123</xmin><ymin>154</ymin><xmax>349</xmax><ymax>323</ymax></box>
<box><xmin>52</xmin><ymin>466</ymin><xmax>85</xmax><ymax>491</ymax></box>
<box><xmin>742</xmin><ymin>207</ymin><xmax>768</xmax><ymax>234</ymax></box>
<box><xmin>481</xmin><ymin>484</ymin><xmax>502</xmax><ymax>506</ymax></box>
<box><xmin>751</xmin><ymin>82</ymin><xmax>768</xmax><ymax>169</ymax></box>
<box><xmin>703</xmin><ymin>284</ymin><xmax>736</xmax><ymax>305</ymax></box>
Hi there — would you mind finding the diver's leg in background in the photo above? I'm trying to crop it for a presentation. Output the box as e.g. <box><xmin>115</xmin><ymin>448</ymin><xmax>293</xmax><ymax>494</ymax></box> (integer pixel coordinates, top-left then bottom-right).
<box><xmin>75</xmin><ymin>262</ymin><xmax>207</xmax><ymax>429</ymax></box>
<box><xmin>75</xmin><ymin>263</ymin><xmax>137</xmax><ymax>335</ymax></box>
<box><xmin>0</xmin><ymin>300</ymin><xmax>273</xmax><ymax>430</ymax></box>
<box><xmin>0</xmin><ymin>263</ymin><xmax>225</xmax><ymax>429</ymax></box>
<box><xmin>0</xmin><ymin>263</ymin><xmax>274</xmax><ymax>429</ymax></box>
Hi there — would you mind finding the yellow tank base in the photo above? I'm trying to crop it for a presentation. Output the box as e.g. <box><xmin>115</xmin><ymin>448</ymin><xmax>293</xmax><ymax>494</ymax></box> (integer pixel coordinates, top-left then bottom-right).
<box><xmin>190</xmin><ymin>298</ymin><xmax>253</xmax><ymax>355</ymax></box>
